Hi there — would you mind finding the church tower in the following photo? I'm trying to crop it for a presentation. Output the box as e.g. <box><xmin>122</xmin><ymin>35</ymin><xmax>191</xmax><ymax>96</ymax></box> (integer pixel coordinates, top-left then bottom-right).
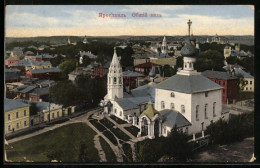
<box><xmin>161</xmin><ymin>36</ymin><xmax>168</xmax><ymax>55</ymax></box>
<box><xmin>107</xmin><ymin>47</ymin><xmax>123</xmax><ymax>100</ymax></box>
<box><xmin>177</xmin><ymin>19</ymin><xmax>199</xmax><ymax>76</ymax></box>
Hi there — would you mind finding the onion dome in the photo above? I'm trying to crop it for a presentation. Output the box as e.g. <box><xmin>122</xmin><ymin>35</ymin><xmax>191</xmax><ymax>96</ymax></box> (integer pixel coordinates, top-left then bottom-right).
<box><xmin>180</xmin><ymin>41</ymin><xmax>197</xmax><ymax>57</ymax></box>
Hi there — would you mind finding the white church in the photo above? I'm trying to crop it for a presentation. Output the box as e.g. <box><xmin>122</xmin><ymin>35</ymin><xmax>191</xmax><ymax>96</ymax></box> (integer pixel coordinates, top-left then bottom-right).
<box><xmin>101</xmin><ymin>20</ymin><xmax>229</xmax><ymax>139</ymax></box>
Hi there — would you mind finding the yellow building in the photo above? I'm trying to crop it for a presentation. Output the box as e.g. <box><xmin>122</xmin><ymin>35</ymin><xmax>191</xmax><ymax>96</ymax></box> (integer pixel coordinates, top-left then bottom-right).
<box><xmin>234</xmin><ymin>68</ymin><xmax>254</xmax><ymax>92</ymax></box>
<box><xmin>4</xmin><ymin>99</ymin><xmax>30</xmax><ymax>134</ymax></box>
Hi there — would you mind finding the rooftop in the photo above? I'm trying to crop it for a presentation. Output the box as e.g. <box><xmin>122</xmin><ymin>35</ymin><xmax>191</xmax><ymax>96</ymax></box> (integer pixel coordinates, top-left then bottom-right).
<box><xmin>202</xmin><ymin>70</ymin><xmax>237</xmax><ymax>80</ymax></box>
<box><xmin>123</xmin><ymin>71</ymin><xmax>144</xmax><ymax>77</ymax></box>
<box><xmin>156</xmin><ymin>74</ymin><xmax>222</xmax><ymax>93</ymax></box>
<box><xmin>161</xmin><ymin>109</ymin><xmax>192</xmax><ymax>128</ymax></box>
<box><xmin>29</xmin><ymin>67</ymin><xmax>61</xmax><ymax>74</ymax></box>
<box><xmin>234</xmin><ymin>68</ymin><xmax>253</xmax><ymax>78</ymax></box>
<box><xmin>4</xmin><ymin>98</ymin><xmax>29</xmax><ymax>112</ymax></box>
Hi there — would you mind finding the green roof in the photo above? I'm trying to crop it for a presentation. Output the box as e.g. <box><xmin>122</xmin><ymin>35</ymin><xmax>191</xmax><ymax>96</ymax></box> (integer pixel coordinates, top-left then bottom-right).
<box><xmin>139</xmin><ymin>103</ymin><xmax>159</xmax><ymax>120</ymax></box>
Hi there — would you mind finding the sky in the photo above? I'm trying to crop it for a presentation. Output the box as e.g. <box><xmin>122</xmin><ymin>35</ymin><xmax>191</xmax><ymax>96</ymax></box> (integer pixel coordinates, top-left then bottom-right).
<box><xmin>5</xmin><ymin>5</ymin><xmax>254</xmax><ymax>37</ymax></box>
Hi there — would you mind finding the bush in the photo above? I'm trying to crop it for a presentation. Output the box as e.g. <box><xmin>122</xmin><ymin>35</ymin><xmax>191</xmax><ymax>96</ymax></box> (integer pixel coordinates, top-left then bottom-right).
<box><xmin>205</xmin><ymin>112</ymin><xmax>254</xmax><ymax>145</ymax></box>
<box><xmin>136</xmin><ymin>137</ymin><xmax>166</xmax><ymax>162</ymax></box>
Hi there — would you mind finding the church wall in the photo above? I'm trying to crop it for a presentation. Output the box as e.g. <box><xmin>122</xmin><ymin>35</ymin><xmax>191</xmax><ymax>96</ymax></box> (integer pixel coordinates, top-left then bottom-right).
<box><xmin>155</xmin><ymin>88</ymin><xmax>192</xmax><ymax>122</ymax></box>
<box><xmin>112</xmin><ymin>101</ymin><xmax>140</xmax><ymax>121</ymax></box>
<box><xmin>190</xmin><ymin>89</ymin><xmax>222</xmax><ymax>134</ymax></box>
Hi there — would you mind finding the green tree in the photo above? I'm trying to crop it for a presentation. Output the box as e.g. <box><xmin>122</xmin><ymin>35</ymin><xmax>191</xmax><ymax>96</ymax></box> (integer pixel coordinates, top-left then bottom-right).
<box><xmin>226</xmin><ymin>56</ymin><xmax>237</xmax><ymax>65</ymax></box>
<box><xmin>195</xmin><ymin>49</ymin><xmax>224</xmax><ymax>72</ymax></box>
<box><xmin>50</xmin><ymin>54</ymin><xmax>64</xmax><ymax>67</ymax></box>
<box><xmin>162</xmin><ymin>65</ymin><xmax>175</xmax><ymax>77</ymax></box>
<box><xmin>163</xmin><ymin>127</ymin><xmax>191</xmax><ymax>161</ymax></box>
<box><xmin>29</xmin><ymin>102</ymin><xmax>38</xmax><ymax>116</ymax></box>
<box><xmin>59</xmin><ymin>59</ymin><xmax>76</xmax><ymax>74</ymax></box>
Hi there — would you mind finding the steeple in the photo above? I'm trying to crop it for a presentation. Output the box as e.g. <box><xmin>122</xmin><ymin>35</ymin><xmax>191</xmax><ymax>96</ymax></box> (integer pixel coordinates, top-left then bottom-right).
<box><xmin>107</xmin><ymin>47</ymin><xmax>123</xmax><ymax>100</ymax></box>
<box><xmin>161</xmin><ymin>35</ymin><xmax>167</xmax><ymax>55</ymax></box>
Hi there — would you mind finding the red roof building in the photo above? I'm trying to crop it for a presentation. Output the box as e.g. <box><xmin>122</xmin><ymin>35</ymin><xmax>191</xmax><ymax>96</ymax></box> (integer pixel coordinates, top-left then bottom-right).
<box><xmin>92</xmin><ymin>62</ymin><xmax>110</xmax><ymax>78</ymax></box>
<box><xmin>202</xmin><ymin>70</ymin><xmax>238</xmax><ymax>104</ymax></box>
<box><xmin>123</xmin><ymin>71</ymin><xmax>144</xmax><ymax>90</ymax></box>
<box><xmin>134</xmin><ymin>61</ymin><xmax>159</xmax><ymax>76</ymax></box>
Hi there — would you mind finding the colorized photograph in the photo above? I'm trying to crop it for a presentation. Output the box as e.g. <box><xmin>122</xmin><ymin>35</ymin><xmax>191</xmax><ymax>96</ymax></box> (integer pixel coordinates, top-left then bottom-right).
<box><xmin>4</xmin><ymin>5</ymin><xmax>255</xmax><ymax>163</ymax></box>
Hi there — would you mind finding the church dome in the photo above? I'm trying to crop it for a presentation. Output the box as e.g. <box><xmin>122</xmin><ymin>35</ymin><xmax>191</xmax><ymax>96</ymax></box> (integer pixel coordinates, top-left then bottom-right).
<box><xmin>180</xmin><ymin>41</ymin><xmax>197</xmax><ymax>57</ymax></box>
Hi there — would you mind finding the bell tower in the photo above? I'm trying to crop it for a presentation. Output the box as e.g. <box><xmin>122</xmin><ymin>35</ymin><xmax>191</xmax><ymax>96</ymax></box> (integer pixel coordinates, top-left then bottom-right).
<box><xmin>161</xmin><ymin>35</ymin><xmax>168</xmax><ymax>55</ymax></box>
<box><xmin>107</xmin><ymin>47</ymin><xmax>123</xmax><ymax>100</ymax></box>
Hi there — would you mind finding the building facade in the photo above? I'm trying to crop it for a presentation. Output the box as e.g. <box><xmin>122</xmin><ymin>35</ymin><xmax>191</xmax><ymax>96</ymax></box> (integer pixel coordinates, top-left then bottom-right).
<box><xmin>5</xmin><ymin>99</ymin><xmax>30</xmax><ymax>134</ymax></box>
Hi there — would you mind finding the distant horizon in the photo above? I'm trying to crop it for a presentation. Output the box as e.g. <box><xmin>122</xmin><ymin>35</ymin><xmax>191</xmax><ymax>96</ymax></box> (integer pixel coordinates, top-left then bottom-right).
<box><xmin>5</xmin><ymin>34</ymin><xmax>255</xmax><ymax>38</ymax></box>
<box><xmin>5</xmin><ymin>5</ymin><xmax>254</xmax><ymax>37</ymax></box>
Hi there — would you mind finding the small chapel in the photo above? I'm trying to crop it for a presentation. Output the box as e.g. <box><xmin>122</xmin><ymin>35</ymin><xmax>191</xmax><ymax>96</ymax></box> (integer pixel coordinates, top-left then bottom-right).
<box><xmin>101</xmin><ymin>19</ymin><xmax>229</xmax><ymax>139</ymax></box>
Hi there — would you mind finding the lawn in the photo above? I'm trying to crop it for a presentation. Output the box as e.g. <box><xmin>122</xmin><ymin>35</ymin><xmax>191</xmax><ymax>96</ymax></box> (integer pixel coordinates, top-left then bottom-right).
<box><xmin>99</xmin><ymin>136</ymin><xmax>117</xmax><ymax>162</ymax></box>
<box><xmin>122</xmin><ymin>143</ymin><xmax>133</xmax><ymax>162</ymax></box>
<box><xmin>110</xmin><ymin>128</ymin><xmax>130</xmax><ymax>141</ymax></box>
<box><xmin>5</xmin><ymin>123</ymin><xmax>99</xmax><ymax>162</ymax></box>
<box><xmin>89</xmin><ymin>119</ymin><xmax>106</xmax><ymax>132</ymax></box>
<box><xmin>100</xmin><ymin>118</ymin><xmax>115</xmax><ymax>128</ymax></box>
<box><xmin>110</xmin><ymin>115</ymin><xmax>127</xmax><ymax>124</ymax></box>
<box><xmin>125</xmin><ymin>126</ymin><xmax>140</xmax><ymax>137</ymax></box>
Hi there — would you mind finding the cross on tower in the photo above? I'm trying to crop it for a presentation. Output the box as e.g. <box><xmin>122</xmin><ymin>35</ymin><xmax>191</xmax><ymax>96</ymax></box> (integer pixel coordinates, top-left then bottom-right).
<box><xmin>187</xmin><ymin>19</ymin><xmax>192</xmax><ymax>38</ymax></box>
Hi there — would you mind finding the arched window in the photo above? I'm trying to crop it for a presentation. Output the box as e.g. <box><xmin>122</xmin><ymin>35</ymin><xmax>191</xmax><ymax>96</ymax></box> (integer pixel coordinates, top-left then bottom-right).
<box><xmin>161</xmin><ymin>101</ymin><xmax>165</xmax><ymax>109</ymax></box>
<box><xmin>170</xmin><ymin>92</ymin><xmax>175</xmax><ymax>97</ymax></box>
<box><xmin>196</xmin><ymin>105</ymin><xmax>199</xmax><ymax>121</ymax></box>
<box><xmin>213</xmin><ymin>102</ymin><xmax>216</xmax><ymax>117</ymax></box>
<box><xmin>113</xmin><ymin>77</ymin><xmax>117</xmax><ymax>84</ymax></box>
<box><xmin>205</xmin><ymin>104</ymin><xmax>208</xmax><ymax>119</ymax></box>
<box><xmin>170</xmin><ymin>103</ymin><xmax>175</xmax><ymax>109</ymax></box>
<box><xmin>185</xmin><ymin>63</ymin><xmax>187</xmax><ymax>68</ymax></box>
<box><xmin>120</xmin><ymin>111</ymin><xmax>122</xmax><ymax>116</ymax></box>
<box><xmin>181</xmin><ymin>105</ymin><xmax>185</xmax><ymax>113</ymax></box>
<box><xmin>114</xmin><ymin>109</ymin><xmax>117</xmax><ymax>114</ymax></box>
<box><xmin>189</xmin><ymin>62</ymin><xmax>191</xmax><ymax>68</ymax></box>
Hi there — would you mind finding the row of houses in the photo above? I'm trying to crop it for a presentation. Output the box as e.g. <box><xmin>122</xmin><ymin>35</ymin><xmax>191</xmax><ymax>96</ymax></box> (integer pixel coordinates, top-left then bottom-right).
<box><xmin>4</xmin><ymin>98</ymin><xmax>75</xmax><ymax>134</ymax></box>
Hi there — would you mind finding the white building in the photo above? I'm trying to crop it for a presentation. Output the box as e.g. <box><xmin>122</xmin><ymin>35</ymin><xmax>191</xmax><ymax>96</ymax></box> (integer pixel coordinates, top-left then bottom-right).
<box><xmin>102</xmin><ymin>19</ymin><xmax>228</xmax><ymax>139</ymax></box>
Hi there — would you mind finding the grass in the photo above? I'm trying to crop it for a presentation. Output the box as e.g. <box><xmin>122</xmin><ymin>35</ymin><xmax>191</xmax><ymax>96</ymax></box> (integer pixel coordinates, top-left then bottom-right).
<box><xmin>99</xmin><ymin>118</ymin><xmax>115</xmax><ymax>128</ymax></box>
<box><xmin>5</xmin><ymin>123</ymin><xmax>99</xmax><ymax>162</ymax></box>
<box><xmin>110</xmin><ymin>128</ymin><xmax>130</xmax><ymax>141</ymax></box>
<box><xmin>122</xmin><ymin>143</ymin><xmax>133</xmax><ymax>162</ymax></box>
<box><xmin>89</xmin><ymin>119</ymin><xmax>106</xmax><ymax>132</ymax></box>
<box><xmin>125</xmin><ymin>126</ymin><xmax>140</xmax><ymax>137</ymax></box>
<box><xmin>103</xmin><ymin>130</ymin><xmax>118</xmax><ymax>145</ymax></box>
<box><xmin>110</xmin><ymin>115</ymin><xmax>127</xmax><ymax>124</ymax></box>
<box><xmin>99</xmin><ymin>136</ymin><xmax>117</xmax><ymax>162</ymax></box>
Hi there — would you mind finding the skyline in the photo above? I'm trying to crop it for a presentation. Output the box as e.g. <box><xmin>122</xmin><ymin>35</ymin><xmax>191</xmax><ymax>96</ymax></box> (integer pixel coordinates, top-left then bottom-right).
<box><xmin>5</xmin><ymin>5</ymin><xmax>254</xmax><ymax>37</ymax></box>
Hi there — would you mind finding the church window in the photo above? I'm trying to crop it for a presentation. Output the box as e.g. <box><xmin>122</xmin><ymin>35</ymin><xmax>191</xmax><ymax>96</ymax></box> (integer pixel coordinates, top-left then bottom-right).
<box><xmin>109</xmin><ymin>77</ymin><xmax>111</xmax><ymax>84</ymax></box>
<box><xmin>213</xmin><ymin>102</ymin><xmax>216</xmax><ymax>117</ymax></box>
<box><xmin>196</xmin><ymin>105</ymin><xmax>199</xmax><ymax>121</ymax></box>
<box><xmin>8</xmin><ymin>114</ymin><xmax>11</xmax><ymax>121</ymax></box>
<box><xmin>170</xmin><ymin>103</ymin><xmax>175</xmax><ymax>110</ymax></box>
<box><xmin>113</xmin><ymin>77</ymin><xmax>117</xmax><ymax>84</ymax></box>
<box><xmin>205</xmin><ymin>92</ymin><xmax>208</xmax><ymax>97</ymax></box>
<box><xmin>114</xmin><ymin>70</ymin><xmax>116</xmax><ymax>73</ymax></box>
<box><xmin>120</xmin><ymin>111</ymin><xmax>122</xmax><ymax>116</ymax></box>
<box><xmin>114</xmin><ymin>109</ymin><xmax>117</xmax><ymax>114</ymax></box>
<box><xmin>201</xmin><ymin>122</ymin><xmax>204</xmax><ymax>131</ymax></box>
<box><xmin>205</xmin><ymin>104</ymin><xmax>208</xmax><ymax>119</ymax></box>
<box><xmin>181</xmin><ymin>105</ymin><xmax>185</xmax><ymax>113</ymax></box>
<box><xmin>161</xmin><ymin>101</ymin><xmax>165</xmax><ymax>109</ymax></box>
<box><xmin>185</xmin><ymin>63</ymin><xmax>187</xmax><ymax>68</ymax></box>
<box><xmin>189</xmin><ymin>62</ymin><xmax>191</xmax><ymax>68</ymax></box>
<box><xmin>16</xmin><ymin>123</ymin><xmax>19</xmax><ymax>129</ymax></box>
<box><xmin>170</xmin><ymin>92</ymin><xmax>175</xmax><ymax>97</ymax></box>
<box><xmin>250</xmin><ymin>81</ymin><xmax>252</xmax><ymax>85</ymax></box>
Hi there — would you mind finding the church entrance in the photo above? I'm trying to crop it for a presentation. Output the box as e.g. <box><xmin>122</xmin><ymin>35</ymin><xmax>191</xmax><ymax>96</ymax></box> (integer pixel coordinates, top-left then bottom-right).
<box><xmin>141</xmin><ymin>118</ymin><xmax>148</xmax><ymax>136</ymax></box>
<box><xmin>154</xmin><ymin>119</ymin><xmax>160</xmax><ymax>138</ymax></box>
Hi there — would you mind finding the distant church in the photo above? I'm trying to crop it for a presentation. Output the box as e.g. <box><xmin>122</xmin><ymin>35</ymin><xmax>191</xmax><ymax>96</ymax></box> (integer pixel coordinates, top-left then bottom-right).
<box><xmin>101</xmin><ymin>19</ymin><xmax>229</xmax><ymax>139</ymax></box>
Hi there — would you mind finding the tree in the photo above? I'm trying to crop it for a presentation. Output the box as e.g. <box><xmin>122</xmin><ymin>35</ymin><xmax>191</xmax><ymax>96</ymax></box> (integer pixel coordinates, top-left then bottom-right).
<box><xmin>163</xmin><ymin>127</ymin><xmax>191</xmax><ymax>161</ymax></box>
<box><xmin>226</xmin><ymin>56</ymin><xmax>237</xmax><ymax>65</ymax></box>
<box><xmin>195</xmin><ymin>49</ymin><xmax>224</xmax><ymax>72</ymax></box>
<box><xmin>162</xmin><ymin>65</ymin><xmax>175</xmax><ymax>77</ymax></box>
<box><xmin>29</xmin><ymin>102</ymin><xmax>38</xmax><ymax>116</ymax></box>
<box><xmin>59</xmin><ymin>59</ymin><xmax>76</xmax><ymax>74</ymax></box>
<box><xmin>50</xmin><ymin>54</ymin><xmax>64</xmax><ymax>67</ymax></box>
